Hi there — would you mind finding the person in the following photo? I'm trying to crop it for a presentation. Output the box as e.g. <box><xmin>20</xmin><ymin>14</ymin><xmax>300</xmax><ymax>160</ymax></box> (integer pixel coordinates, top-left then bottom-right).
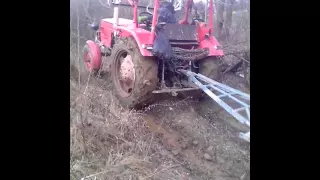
<box><xmin>138</xmin><ymin>15</ymin><xmax>153</xmax><ymax>24</ymax></box>
<box><xmin>138</xmin><ymin>1</ymin><xmax>177</xmax><ymax>25</ymax></box>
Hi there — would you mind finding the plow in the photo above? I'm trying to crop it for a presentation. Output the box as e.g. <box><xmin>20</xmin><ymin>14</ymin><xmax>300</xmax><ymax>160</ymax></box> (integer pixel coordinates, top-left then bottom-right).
<box><xmin>81</xmin><ymin>0</ymin><xmax>250</xmax><ymax>142</ymax></box>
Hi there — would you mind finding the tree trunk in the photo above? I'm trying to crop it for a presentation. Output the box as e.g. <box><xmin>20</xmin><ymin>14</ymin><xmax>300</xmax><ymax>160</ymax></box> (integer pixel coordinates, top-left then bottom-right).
<box><xmin>215</xmin><ymin>0</ymin><xmax>225</xmax><ymax>39</ymax></box>
<box><xmin>225</xmin><ymin>0</ymin><xmax>236</xmax><ymax>38</ymax></box>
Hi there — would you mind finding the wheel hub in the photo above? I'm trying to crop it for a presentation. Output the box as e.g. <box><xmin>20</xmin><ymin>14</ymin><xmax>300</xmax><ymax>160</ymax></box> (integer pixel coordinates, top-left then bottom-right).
<box><xmin>119</xmin><ymin>55</ymin><xmax>135</xmax><ymax>85</ymax></box>
<box><xmin>84</xmin><ymin>53</ymin><xmax>92</xmax><ymax>70</ymax></box>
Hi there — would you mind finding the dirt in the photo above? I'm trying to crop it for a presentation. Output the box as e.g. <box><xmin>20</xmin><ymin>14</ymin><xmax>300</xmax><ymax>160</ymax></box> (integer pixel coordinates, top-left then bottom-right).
<box><xmin>141</xmin><ymin>96</ymin><xmax>250</xmax><ymax>180</ymax></box>
<box><xmin>70</xmin><ymin>62</ymin><xmax>250</xmax><ymax>180</ymax></box>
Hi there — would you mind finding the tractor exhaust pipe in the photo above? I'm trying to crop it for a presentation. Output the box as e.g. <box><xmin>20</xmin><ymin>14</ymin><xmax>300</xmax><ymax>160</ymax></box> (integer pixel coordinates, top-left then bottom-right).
<box><xmin>150</xmin><ymin>0</ymin><xmax>159</xmax><ymax>44</ymax></box>
<box><xmin>113</xmin><ymin>0</ymin><xmax>121</xmax><ymax>28</ymax></box>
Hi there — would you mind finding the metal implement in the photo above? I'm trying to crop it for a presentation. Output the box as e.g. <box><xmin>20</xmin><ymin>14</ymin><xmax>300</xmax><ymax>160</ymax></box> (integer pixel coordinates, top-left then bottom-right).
<box><xmin>179</xmin><ymin>69</ymin><xmax>250</xmax><ymax>142</ymax></box>
<box><xmin>152</xmin><ymin>87</ymin><xmax>200</xmax><ymax>94</ymax></box>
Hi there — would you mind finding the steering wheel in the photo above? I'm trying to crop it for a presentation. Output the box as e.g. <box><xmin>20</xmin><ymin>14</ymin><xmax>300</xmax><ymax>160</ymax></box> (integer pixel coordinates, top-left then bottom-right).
<box><xmin>193</xmin><ymin>17</ymin><xmax>204</xmax><ymax>22</ymax></box>
<box><xmin>139</xmin><ymin>12</ymin><xmax>153</xmax><ymax>24</ymax></box>
<box><xmin>192</xmin><ymin>18</ymin><xmax>205</xmax><ymax>25</ymax></box>
<box><xmin>139</xmin><ymin>12</ymin><xmax>152</xmax><ymax>17</ymax></box>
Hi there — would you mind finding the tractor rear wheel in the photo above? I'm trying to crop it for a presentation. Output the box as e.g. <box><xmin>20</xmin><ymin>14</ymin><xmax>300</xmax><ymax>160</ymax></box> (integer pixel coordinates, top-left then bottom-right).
<box><xmin>246</xmin><ymin>70</ymin><xmax>250</xmax><ymax>86</ymax></box>
<box><xmin>198</xmin><ymin>57</ymin><xmax>222</xmax><ymax>81</ymax></box>
<box><xmin>189</xmin><ymin>57</ymin><xmax>221</xmax><ymax>100</ymax></box>
<box><xmin>244</xmin><ymin>61</ymin><xmax>250</xmax><ymax>86</ymax></box>
<box><xmin>111</xmin><ymin>37</ymin><xmax>159</xmax><ymax>109</ymax></box>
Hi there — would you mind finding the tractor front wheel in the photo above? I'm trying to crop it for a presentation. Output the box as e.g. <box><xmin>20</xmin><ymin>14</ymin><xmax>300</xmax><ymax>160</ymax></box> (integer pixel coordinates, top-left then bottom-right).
<box><xmin>111</xmin><ymin>37</ymin><xmax>159</xmax><ymax>109</ymax></box>
<box><xmin>82</xmin><ymin>41</ymin><xmax>102</xmax><ymax>77</ymax></box>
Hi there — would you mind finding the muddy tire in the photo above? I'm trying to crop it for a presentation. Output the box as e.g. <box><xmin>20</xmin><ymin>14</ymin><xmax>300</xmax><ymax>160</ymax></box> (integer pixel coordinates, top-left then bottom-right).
<box><xmin>244</xmin><ymin>62</ymin><xmax>250</xmax><ymax>86</ymax></box>
<box><xmin>70</xmin><ymin>48</ymin><xmax>95</xmax><ymax>85</ymax></box>
<box><xmin>245</xmin><ymin>69</ymin><xmax>250</xmax><ymax>86</ymax></box>
<box><xmin>83</xmin><ymin>45</ymin><xmax>100</xmax><ymax>76</ymax></box>
<box><xmin>187</xmin><ymin>57</ymin><xmax>222</xmax><ymax>100</ymax></box>
<box><xmin>74</xmin><ymin>45</ymin><xmax>100</xmax><ymax>85</ymax></box>
<box><xmin>111</xmin><ymin>37</ymin><xmax>159</xmax><ymax>109</ymax></box>
<box><xmin>199</xmin><ymin>56</ymin><xmax>221</xmax><ymax>81</ymax></box>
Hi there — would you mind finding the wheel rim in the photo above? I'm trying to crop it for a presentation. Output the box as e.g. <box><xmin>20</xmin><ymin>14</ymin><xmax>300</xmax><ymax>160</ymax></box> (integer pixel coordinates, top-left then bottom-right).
<box><xmin>114</xmin><ymin>50</ymin><xmax>135</xmax><ymax>97</ymax></box>
<box><xmin>83</xmin><ymin>47</ymin><xmax>92</xmax><ymax>72</ymax></box>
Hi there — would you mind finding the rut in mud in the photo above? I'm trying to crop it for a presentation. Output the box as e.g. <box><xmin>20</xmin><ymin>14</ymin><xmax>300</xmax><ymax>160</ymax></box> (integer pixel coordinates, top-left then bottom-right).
<box><xmin>70</xmin><ymin>65</ymin><xmax>250</xmax><ymax>180</ymax></box>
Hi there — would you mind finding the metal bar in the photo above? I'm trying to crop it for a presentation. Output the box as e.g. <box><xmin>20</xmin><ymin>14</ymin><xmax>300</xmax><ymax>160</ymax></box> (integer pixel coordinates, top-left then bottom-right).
<box><xmin>114</xmin><ymin>3</ymin><xmax>155</xmax><ymax>9</ymax></box>
<box><xmin>133</xmin><ymin>1</ymin><xmax>138</xmax><ymax>28</ymax></box>
<box><xmin>152</xmin><ymin>87</ymin><xmax>200</xmax><ymax>94</ymax></box>
<box><xmin>245</xmin><ymin>108</ymin><xmax>250</xmax><ymax>120</ymax></box>
<box><xmin>215</xmin><ymin>88</ymin><xmax>228</xmax><ymax>97</ymax></box>
<box><xmin>189</xmin><ymin>75</ymin><xmax>249</xmax><ymax>126</ymax></box>
<box><xmin>218</xmin><ymin>92</ymin><xmax>236</xmax><ymax>98</ymax></box>
<box><xmin>179</xmin><ymin>69</ymin><xmax>250</xmax><ymax>142</ymax></box>
<box><xmin>217</xmin><ymin>94</ymin><xmax>227</xmax><ymax>98</ymax></box>
<box><xmin>179</xmin><ymin>69</ymin><xmax>250</xmax><ymax>127</ymax></box>
<box><xmin>149</xmin><ymin>0</ymin><xmax>159</xmax><ymax>44</ymax></box>
<box><xmin>206</xmin><ymin>84</ymin><xmax>229</xmax><ymax>93</ymax></box>
<box><xmin>207</xmin><ymin>84</ymin><xmax>250</xmax><ymax>108</ymax></box>
<box><xmin>196</xmin><ymin>73</ymin><xmax>250</xmax><ymax>100</ymax></box>
<box><xmin>239</xmin><ymin>132</ymin><xmax>250</xmax><ymax>142</ymax></box>
<box><xmin>169</xmin><ymin>42</ymin><xmax>199</xmax><ymax>45</ymax></box>
<box><xmin>234</xmin><ymin>107</ymin><xmax>246</xmax><ymax>113</ymax></box>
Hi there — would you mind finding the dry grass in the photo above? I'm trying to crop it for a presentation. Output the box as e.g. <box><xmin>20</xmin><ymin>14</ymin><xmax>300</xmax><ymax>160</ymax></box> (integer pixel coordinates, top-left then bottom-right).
<box><xmin>70</xmin><ymin>1</ymin><xmax>250</xmax><ymax>178</ymax></box>
<box><xmin>70</xmin><ymin>65</ymin><xmax>185</xmax><ymax>180</ymax></box>
<box><xmin>70</xmin><ymin>47</ymin><xmax>250</xmax><ymax>179</ymax></box>
<box><xmin>69</xmin><ymin>72</ymin><xmax>250</xmax><ymax>180</ymax></box>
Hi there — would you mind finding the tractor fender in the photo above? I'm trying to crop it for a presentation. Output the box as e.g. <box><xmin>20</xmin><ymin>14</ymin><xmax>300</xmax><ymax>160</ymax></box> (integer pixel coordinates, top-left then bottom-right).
<box><xmin>85</xmin><ymin>40</ymin><xmax>102</xmax><ymax>71</ymax></box>
<box><xmin>199</xmin><ymin>36</ymin><xmax>224</xmax><ymax>56</ymax></box>
<box><xmin>116</xmin><ymin>27</ymin><xmax>153</xmax><ymax>56</ymax></box>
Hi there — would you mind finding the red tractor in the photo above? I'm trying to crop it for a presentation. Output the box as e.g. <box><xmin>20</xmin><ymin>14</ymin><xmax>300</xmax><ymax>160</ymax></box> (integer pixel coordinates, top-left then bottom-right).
<box><xmin>83</xmin><ymin>0</ymin><xmax>224</xmax><ymax>108</ymax></box>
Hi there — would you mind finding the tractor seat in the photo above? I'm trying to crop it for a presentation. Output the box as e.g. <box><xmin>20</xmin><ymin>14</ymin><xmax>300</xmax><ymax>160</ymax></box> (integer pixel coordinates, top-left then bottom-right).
<box><xmin>162</xmin><ymin>24</ymin><xmax>199</xmax><ymax>46</ymax></box>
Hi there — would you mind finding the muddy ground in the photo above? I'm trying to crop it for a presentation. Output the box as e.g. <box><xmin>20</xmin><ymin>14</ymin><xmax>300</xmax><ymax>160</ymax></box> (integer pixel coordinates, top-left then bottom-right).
<box><xmin>70</xmin><ymin>61</ymin><xmax>250</xmax><ymax>180</ymax></box>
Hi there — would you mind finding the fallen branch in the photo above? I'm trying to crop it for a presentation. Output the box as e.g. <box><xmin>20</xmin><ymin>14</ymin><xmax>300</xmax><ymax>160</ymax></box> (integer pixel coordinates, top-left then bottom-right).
<box><xmin>223</xmin><ymin>50</ymin><xmax>249</xmax><ymax>56</ymax></box>
<box><xmin>222</xmin><ymin>40</ymin><xmax>249</xmax><ymax>48</ymax></box>
<box><xmin>232</xmin><ymin>54</ymin><xmax>250</xmax><ymax>64</ymax></box>
<box><xmin>223</xmin><ymin>60</ymin><xmax>243</xmax><ymax>74</ymax></box>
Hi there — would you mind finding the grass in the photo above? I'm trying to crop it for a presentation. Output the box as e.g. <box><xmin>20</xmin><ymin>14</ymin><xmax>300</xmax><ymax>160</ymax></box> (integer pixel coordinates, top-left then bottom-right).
<box><xmin>69</xmin><ymin>4</ymin><xmax>250</xmax><ymax>178</ymax></box>
<box><xmin>70</xmin><ymin>64</ymin><xmax>186</xmax><ymax>180</ymax></box>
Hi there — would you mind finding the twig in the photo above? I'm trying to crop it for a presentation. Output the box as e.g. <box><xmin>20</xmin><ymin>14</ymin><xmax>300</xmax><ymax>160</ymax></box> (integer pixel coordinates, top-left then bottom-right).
<box><xmin>141</xmin><ymin>164</ymin><xmax>181</xmax><ymax>180</ymax></box>
<box><xmin>99</xmin><ymin>0</ymin><xmax>112</xmax><ymax>8</ymax></box>
<box><xmin>77</xmin><ymin>5</ymin><xmax>81</xmax><ymax>88</ymax></box>
<box><xmin>224</xmin><ymin>50</ymin><xmax>249</xmax><ymax>56</ymax></box>
<box><xmin>83</xmin><ymin>69</ymin><xmax>93</xmax><ymax>95</ymax></box>
<box><xmin>223</xmin><ymin>40</ymin><xmax>249</xmax><ymax>48</ymax></box>
<box><xmin>80</xmin><ymin>169</ymin><xmax>110</xmax><ymax>180</ymax></box>
<box><xmin>144</xmin><ymin>115</ymin><xmax>166</xmax><ymax>160</ymax></box>
<box><xmin>232</xmin><ymin>54</ymin><xmax>250</xmax><ymax>64</ymax></box>
<box><xmin>223</xmin><ymin>60</ymin><xmax>242</xmax><ymax>74</ymax></box>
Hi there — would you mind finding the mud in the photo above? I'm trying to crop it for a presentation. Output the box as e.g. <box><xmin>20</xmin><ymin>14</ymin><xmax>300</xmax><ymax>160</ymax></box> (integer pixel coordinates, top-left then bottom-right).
<box><xmin>71</xmin><ymin>61</ymin><xmax>250</xmax><ymax>180</ymax></box>
<box><xmin>141</xmin><ymin>97</ymin><xmax>250</xmax><ymax>180</ymax></box>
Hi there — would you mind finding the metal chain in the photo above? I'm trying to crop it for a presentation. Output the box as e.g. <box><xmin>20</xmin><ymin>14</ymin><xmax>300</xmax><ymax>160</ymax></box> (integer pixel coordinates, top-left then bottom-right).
<box><xmin>172</xmin><ymin>47</ymin><xmax>209</xmax><ymax>61</ymax></box>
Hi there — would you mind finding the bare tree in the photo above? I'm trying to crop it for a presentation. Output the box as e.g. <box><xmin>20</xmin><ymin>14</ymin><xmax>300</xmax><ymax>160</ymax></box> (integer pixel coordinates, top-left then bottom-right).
<box><xmin>215</xmin><ymin>0</ymin><xmax>225</xmax><ymax>39</ymax></box>
<box><xmin>225</xmin><ymin>0</ymin><xmax>236</xmax><ymax>38</ymax></box>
